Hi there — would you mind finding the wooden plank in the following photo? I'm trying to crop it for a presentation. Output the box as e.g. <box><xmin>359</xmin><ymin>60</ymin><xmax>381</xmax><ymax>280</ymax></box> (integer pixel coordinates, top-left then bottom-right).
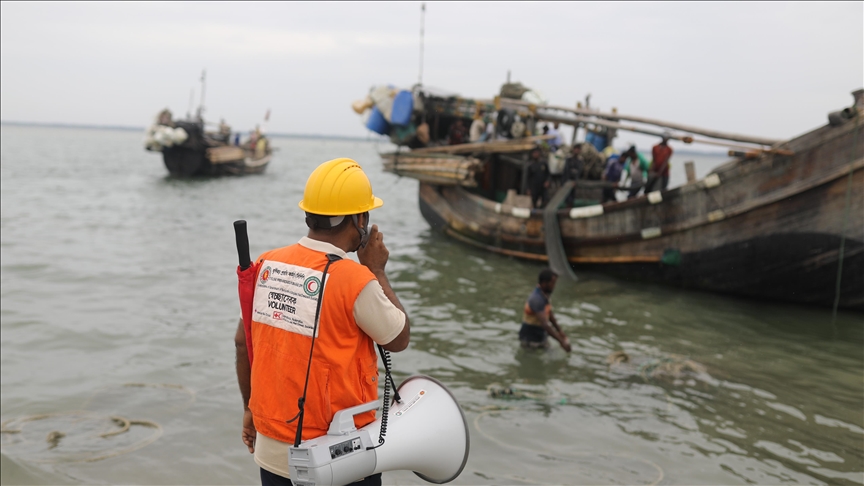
<box><xmin>207</xmin><ymin>146</ymin><xmax>246</xmax><ymax>163</ymax></box>
<box><xmin>443</xmin><ymin>228</ymin><xmax>660</xmax><ymax>263</ymax></box>
<box><xmin>409</xmin><ymin>135</ymin><xmax>554</xmax><ymax>155</ymax></box>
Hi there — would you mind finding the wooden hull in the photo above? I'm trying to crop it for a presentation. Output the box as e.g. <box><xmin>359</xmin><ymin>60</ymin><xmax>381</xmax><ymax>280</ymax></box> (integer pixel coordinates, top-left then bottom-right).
<box><xmin>162</xmin><ymin>146</ymin><xmax>270</xmax><ymax>177</ymax></box>
<box><xmin>417</xmin><ymin>119</ymin><xmax>864</xmax><ymax>309</ymax></box>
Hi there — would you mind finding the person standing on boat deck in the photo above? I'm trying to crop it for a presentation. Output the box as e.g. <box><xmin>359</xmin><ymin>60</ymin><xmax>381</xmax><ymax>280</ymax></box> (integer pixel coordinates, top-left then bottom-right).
<box><xmin>527</xmin><ymin>147</ymin><xmax>550</xmax><ymax>208</ymax></box>
<box><xmin>249</xmin><ymin>128</ymin><xmax>259</xmax><ymax>149</ymax></box>
<box><xmin>563</xmin><ymin>144</ymin><xmax>585</xmax><ymax>207</ymax></box>
<box><xmin>520</xmin><ymin>268</ymin><xmax>571</xmax><ymax>352</ymax></box>
<box><xmin>601</xmin><ymin>153</ymin><xmax>625</xmax><ymax>203</ymax></box>
<box><xmin>648</xmin><ymin>134</ymin><xmax>673</xmax><ymax>192</ymax></box>
<box><xmin>219</xmin><ymin>119</ymin><xmax>231</xmax><ymax>142</ymax></box>
<box><xmin>620</xmin><ymin>146</ymin><xmax>649</xmax><ymax>199</ymax></box>
<box><xmin>548</xmin><ymin>123</ymin><xmax>563</xmax><ymax>151</ymax></box>
<box><xmin>448</xmin><ymin>119</ymin><xmax>468</xmax><ymax>145</ymax></box>
<box><xmin>234</xmin><ymin>159</ymin><xmax>410</xmax><ymax>486</ymax></box>
<box><xmin>470</xmin><ymin>109</ymin><xmax>487</xmax><ymax>143</ymax></box>
<box><xmin>484</xmin><ymin>115</ymin><xmax>496</xmax><ymax>141</ymax></box>
<box><xmin>564</xmin><ymin>144</ymin><xmax>585</xmax><ymax>181</ymax></box>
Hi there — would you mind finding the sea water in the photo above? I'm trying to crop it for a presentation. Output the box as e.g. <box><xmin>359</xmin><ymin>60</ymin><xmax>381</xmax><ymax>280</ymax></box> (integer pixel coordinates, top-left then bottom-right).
<box><xmin>1</xmin><ymin>125</ymin><xmax>861</xmax><ymax>485</ymax></box>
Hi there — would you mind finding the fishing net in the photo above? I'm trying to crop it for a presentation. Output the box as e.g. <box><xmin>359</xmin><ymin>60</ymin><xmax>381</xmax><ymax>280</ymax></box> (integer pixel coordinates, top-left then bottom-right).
<box><xmin>605</xmin><ymin>351</ymin><xmax>714</xmax><ymax>385</ymax></box>
<box><xmin>580</xmin><ymin>142</ymin><xmax>606</xmax><ymax>181</ymax></box>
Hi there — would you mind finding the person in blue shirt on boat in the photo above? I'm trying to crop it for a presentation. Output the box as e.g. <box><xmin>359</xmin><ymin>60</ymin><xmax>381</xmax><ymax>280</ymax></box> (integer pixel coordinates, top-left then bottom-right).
<box><xmin>602</xmin><ymin>153</ymin><xmax>625</xmax><ymax>203</ymax></box>
<box><xmin>520</xmin><ymin>268</ymin><xmax>571</xmax><ymax>352</ymax></box>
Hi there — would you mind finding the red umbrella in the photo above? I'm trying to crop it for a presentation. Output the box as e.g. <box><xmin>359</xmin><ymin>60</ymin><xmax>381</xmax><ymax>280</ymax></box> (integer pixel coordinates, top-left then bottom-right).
<box><xmin>234</xmin><ymin>221</ymin><xmax>256</xmax><ymax>365</ymax></box>
<box><xmin>237</xmin><ymin>262</ymin><xmax>258</xmax><ymax>365</ymax></box>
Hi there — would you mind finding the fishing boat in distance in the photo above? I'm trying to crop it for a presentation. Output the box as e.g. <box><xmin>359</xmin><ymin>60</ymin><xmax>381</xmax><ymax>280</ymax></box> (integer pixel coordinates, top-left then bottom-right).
<box><xmin>353</xmin><ymin>84</ymin><xmax>864</xmax><ymax>310</ymax></box>
<box><xmin>144</xmin><ymin>71</ymin><xmax>272</xmax><ymax>177</ymax></box>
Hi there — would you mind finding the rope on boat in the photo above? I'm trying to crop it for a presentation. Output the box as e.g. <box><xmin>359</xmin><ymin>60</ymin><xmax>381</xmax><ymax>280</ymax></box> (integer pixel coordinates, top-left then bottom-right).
<box><xmin>831</xmin><ymin>111</ymin><xmax>860</xmax><ymax>323</ymax></box>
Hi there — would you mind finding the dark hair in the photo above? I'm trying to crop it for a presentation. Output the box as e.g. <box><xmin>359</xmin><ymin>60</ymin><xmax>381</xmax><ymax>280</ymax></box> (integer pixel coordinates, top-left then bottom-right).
<box><xmin>538</xmin><ymin>267</ymin><xmax>558</xmax><ymax>284</ymax></box>
<box><xmin>305</xmin><ymin>213</ymin><xmax>351</xmax><ymax>231</ymax></box>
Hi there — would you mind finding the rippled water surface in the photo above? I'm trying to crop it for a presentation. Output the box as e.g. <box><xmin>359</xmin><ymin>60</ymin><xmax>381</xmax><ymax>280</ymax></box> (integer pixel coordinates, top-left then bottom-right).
<box><xmin>1</xmin><ymin>125</ymin><xmax>862</xmax><ymax>485</ymax></box>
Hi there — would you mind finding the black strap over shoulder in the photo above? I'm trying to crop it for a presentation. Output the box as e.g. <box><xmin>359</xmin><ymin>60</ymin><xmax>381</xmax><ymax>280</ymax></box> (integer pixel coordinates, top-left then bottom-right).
<box><xmin>289</xmin><ymin>253</ymin><xmax>342</xmax><ymax>447</ymax></box>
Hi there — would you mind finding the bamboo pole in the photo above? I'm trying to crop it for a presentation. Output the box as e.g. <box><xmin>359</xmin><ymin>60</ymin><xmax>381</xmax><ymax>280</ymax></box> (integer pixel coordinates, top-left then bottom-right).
<box><xmin>536</xmin><ymin>112</ymin><xmax>793</xmax><ymax>156</ymax></box>
<box><xmin>492</xmin><ymin>97</ymin><xmax>781</xmax><ymax>146</ymax></box>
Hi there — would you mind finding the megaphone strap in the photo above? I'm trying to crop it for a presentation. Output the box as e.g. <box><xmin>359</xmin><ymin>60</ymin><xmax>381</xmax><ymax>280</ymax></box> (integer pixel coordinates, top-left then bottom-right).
<box><xmin>289</xmin><ymin>253</ymin><xmax>342</xmax><ymax>447</ymax></box>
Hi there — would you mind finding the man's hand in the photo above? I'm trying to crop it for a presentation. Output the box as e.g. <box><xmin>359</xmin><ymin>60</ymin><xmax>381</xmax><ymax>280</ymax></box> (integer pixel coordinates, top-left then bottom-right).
<box><xmin>242</xmin><ymin>408</ymin><xmax>256</xmax><ymax>453</ymax></box>
<box><xmin>357</xmin><ymin>225</ymin><xmax>389</xmax><ymax>274</ymax></box>
<box><xmin>560</xmin><ymin>336</ymin><xmax>572</xmax><ymax>353</ymax></box>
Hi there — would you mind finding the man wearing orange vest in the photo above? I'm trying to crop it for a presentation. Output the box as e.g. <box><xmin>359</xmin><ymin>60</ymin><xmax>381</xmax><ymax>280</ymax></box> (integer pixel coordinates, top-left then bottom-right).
<box><xmin>235</xmin><ymin>159</ymin><xmax>410</xmax><ymax>486</ymax></box>
<box><xmin>520</xmin><ymin>268</ymin><xmax>571</xmax><ymax>352</ymax></box>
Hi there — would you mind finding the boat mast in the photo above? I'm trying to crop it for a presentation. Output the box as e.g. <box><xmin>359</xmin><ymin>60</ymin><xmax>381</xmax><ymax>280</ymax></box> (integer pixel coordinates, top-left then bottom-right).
<box><xmin>187</xmin><ymin>88</ymin><xmax>194</xmax><ymax>120</ymax></box>
<box><xmin>418</xmin><ymin>3</ymin><xmax>425</xmax><ymax>86</ymax></box>
<box><xmin>197</xmin><ymin>69</ymin><xmax>206</xmax><ymax>122</ymax></box>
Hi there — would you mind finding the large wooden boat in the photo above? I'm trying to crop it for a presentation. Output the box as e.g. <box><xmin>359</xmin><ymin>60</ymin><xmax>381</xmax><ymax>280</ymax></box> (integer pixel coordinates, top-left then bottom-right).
<box><xmin>144</xmin><ymin>72</ymin><xmax>272</xmax><ymax>177</ymax></box>
<box><xmin>145</xmin><ymin>114</ymin><xmax>272</xmax><ymax>177</ymax></box>
<box><xmin>356</xmin><ymin>85</ymin><xmax>864</xmax><ymax>309</ymax></box>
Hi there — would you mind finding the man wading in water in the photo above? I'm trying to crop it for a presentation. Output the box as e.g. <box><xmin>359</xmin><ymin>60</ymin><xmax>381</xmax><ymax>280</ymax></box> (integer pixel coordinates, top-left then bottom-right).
<box><xmin>235</xmin><ymin>158</ymin><xmax>410</xmax><ymax>486</ymax></box>
<box><xmin>520</xmin><ymin>268</ymin><xmax>571</xmax><ymax>352</ymax></box>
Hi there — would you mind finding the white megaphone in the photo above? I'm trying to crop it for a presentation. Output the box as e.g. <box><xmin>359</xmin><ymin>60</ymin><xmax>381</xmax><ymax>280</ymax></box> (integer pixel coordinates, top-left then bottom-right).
<box><xmin>289</xmin><ymin>375</ymin><xmax>469</xmax><ymax>486</ymax></box>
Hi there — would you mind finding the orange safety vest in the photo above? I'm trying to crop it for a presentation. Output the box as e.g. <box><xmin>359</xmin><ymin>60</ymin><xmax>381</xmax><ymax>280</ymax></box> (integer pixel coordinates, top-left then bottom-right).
<box><xmin>248</xmin><ymin>244</ymin><xmax>379</xmax><ymax>443</ymax></box>
<box><xmin>522</xmin><ymin>288</ymin><xmax>551</xmax><ymax>327</ymax></box>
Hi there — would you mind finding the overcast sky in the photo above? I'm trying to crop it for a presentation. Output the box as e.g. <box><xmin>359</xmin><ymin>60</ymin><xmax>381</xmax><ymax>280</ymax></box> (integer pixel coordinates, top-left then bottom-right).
<box><xmin>2</xmin><ymin>2</ymin><xmax>862</xmax><ymax>146</ymax></box>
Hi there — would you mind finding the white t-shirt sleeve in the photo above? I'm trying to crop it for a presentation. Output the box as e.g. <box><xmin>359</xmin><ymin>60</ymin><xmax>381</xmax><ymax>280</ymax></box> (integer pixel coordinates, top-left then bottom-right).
<box><xmin>353</xmin><ymin>280</ymin><xmax>406</xmax><ymax>345</ymax></box>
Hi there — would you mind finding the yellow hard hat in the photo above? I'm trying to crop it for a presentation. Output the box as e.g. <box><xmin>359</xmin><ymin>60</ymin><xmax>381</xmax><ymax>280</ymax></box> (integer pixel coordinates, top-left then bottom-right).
<box><xmin>298</xmin><ymin>158</ymin><xmax>384</xmax><ymax>216</ymax></box>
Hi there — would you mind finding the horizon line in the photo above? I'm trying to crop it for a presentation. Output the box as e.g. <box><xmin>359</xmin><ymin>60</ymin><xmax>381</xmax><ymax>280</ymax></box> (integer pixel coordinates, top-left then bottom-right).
<box><xmin>0</xmin><ymin>120</ymin><xmax>378</xmax><ymax>142</ymax></box>
<box><xmin>0</xmin><ymin>120</ymin><xmax>728</xmax><ymax>155</ymax></box>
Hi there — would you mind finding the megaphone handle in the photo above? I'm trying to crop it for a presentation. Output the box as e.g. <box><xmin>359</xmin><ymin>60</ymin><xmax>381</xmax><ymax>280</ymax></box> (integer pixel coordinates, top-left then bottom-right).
<box><xmin>328</xmin><ymin>400</ymin><xmax>380</xmax><ymax>436</ymax></box>
<box><xmin>234</xmin><ymin>220</ymin><xmax>252</xmax><ymax>270</ymax></box>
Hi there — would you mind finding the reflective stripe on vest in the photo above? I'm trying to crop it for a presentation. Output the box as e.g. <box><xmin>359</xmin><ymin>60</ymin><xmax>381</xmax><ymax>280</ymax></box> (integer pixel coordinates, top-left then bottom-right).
<box><xmin>249</xmin><ymin>244</ymin><xmax>378</xmax><ymax>443</ymax></box>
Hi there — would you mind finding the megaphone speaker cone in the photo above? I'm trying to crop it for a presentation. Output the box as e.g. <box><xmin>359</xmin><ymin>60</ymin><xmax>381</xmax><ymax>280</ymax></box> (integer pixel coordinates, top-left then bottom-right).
<box><xmin>367</xmin><ymin>375</ymin><xmax>470</xmax><ymax>483</ymax></box>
